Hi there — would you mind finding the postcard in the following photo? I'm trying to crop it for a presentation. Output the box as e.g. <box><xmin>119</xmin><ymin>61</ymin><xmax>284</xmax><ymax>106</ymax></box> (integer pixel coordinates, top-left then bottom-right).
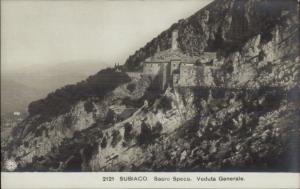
<box><xmin>1</xmin><ymin>0</ymin><xmax>299</xmax><ymax>188</ymax></box>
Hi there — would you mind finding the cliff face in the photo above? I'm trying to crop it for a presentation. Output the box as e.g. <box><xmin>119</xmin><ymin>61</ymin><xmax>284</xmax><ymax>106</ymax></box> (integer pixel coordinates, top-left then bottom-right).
<box><xmin>125</xmin><ymin>0</ymin><xmax>297</xmax><ymax>70</ymax></box>
<box><xmin>3</xmin><ymin>0</ymin><xmax>299</xmax><ymax>172</ymax></box>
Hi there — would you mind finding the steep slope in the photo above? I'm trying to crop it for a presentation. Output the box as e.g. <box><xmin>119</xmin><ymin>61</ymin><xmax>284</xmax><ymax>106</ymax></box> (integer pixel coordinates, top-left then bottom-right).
<box><xmin>124</xmin><ymin>0</ymin><xmax>297</xmax><ymax>70</ymax></box>
<box><xmin>2</xmin><ymin>69</ymin><xmax>140</xmax><ymax>169</ymax></box>
<box><xmin>3</xmin><ymin>0</ymin><xmax>299</xmax><ymax>172</ymax></box>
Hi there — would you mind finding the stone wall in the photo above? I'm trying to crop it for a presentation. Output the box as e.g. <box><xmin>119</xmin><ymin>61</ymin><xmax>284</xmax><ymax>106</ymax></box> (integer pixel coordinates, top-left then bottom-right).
<box><xmin>126</xmin><ymin>72</ymin><xmax>142</xmax><ymax>79</ymax></box>
<box><xmin>143</xmin><ymin>60</ymin><xmax>217</xmax><ymax>88</ymax></box>
<box><xmin>161</xmin><ymin>63</ymin><xmax>170</xmax><ymax>89</ymax></box>
<box><xmin>143</xmin><ymin>62</ymin><xmax>164</xmax><ymax>75</ymax></box>
<box><xmin>178</xmin><ymin>64</ymin><xmax>199</xmax><ymax>86</ymax></box>
<box><xmin>201</xmin><ymin>66</ymin><xmax>215</xmax><ymax>87</ymax></box>
<box><xmin>177</xmin><ymin>63</ymin><xmax>216</xmax><ymax>87</ymax></box>
<box><xmin>142</xmin><ymin>62</ymin><xmax>171</xmax><ymax>90</ymax></box>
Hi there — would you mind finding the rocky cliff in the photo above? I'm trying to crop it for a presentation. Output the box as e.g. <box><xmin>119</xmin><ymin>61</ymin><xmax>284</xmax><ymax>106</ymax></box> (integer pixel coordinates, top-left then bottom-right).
<box><xmin>3</xmin><ymin>0</ymin><xmax>299</xmax><ymax>172</ymax></box>
<box><xmin>125</xmin><ymin>0</ymin><xmax>297</xmax><ymax>70</ymax></box>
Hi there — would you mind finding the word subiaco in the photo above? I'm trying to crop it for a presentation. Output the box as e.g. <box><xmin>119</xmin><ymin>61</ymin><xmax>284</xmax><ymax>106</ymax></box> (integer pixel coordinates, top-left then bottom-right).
<box><xmin>119</xmin><ymin>176</ymin><xmax>147</xmax><ymax>182</ymax></box>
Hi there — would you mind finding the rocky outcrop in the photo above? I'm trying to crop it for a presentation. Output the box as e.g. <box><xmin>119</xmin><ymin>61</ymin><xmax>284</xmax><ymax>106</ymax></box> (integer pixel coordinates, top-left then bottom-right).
<box><xmin>4</xmin><ymin>74</ymin><xmax>150</xmax><ymax>169</ymax></box>
<box><xmin>124</xmin><ymin>0</ymin><xmax>297</xmax><ymax>70</ymax></box>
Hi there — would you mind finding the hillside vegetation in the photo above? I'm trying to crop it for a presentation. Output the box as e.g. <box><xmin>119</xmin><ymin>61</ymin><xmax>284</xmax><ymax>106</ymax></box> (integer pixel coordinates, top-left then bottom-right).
<box><xmin>28</xmin><ymin>68</ymin><xmax>130</xmax><ymax>120</ymax></box>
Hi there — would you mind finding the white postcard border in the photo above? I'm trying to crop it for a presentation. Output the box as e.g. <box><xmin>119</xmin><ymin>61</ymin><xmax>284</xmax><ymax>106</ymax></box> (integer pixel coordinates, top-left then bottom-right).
<box><xmin>2</xmin><ymin>172</ymin><xmax>300</xmax><ymax>189</ymax></box>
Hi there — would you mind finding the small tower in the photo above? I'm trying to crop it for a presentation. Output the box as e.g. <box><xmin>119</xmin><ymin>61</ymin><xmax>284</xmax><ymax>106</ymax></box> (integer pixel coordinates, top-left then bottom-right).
<box><xmin>172</xmin><ymin>30</ymin><xmax>178</xmax><ymax>50</ymax></box>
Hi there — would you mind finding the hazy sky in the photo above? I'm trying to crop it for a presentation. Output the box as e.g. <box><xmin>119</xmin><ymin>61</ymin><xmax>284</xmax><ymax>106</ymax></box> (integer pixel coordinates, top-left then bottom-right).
<box><xmin>1</xmin><ymin>0</ymin><xmax>212</xmax><ymax>71</ymax></box>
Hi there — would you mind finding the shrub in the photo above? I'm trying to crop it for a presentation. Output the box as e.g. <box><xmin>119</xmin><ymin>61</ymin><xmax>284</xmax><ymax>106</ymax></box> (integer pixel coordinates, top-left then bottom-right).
<box><xmin>152</xmin><ymin>121</ymin><xmax>163</xmax><ymax>138</ymax></box>
<box><xmin>139</xmin><ymin>122</ymin><xmax>153</xmax><ymax>145</ymax></box>
<box><xmin>101</xmin><ymin>137</ymin><xmax>107</xmax><ymax>149</ymax></box>
<box><xmin>84</xmin><ymin>101</ymin><xmax>95</xmax><ymax>113</ymax></box>
<box><xmin>73</xmin><ymin>131</ymin><xmax>81</xmax><ymax>138</ymax></box>
<box><xmin>157</xmin><ymin>96</ymin><xmax>172</xmax><ymax>112</ymax></box>
<box><xmin>138</xmin><ymin>121</ymin><xmax>163</xmax><ymax>146</ymax></box>
<box><xmin>63</xmin><ymin>115</ymin><xmax>73</xmax><ymax>128</ymax></box>
<box><xmin>124</xmin><ymin>123</ymin><xmax>133</xmax><ymax>142</ymax></box>
<box><xmin>104</xmin><ymin>109</ymin><xmax>115</xmax><ymax>125</ymax></box>
<box><xmin>261</xmin><ymin>62</ymin><xmax>273</xmax><ymax>73</ymax></box>
<box><xmin>111</xmin><ymin>130</ymin><xmax>122</xmax><ymax>147</ymax></box>
<box><xmin>83</xmin><ymin>143</ymin><xmax>98</xmax><ymax>162</ymax></box>
<box><xmin>127</xmin><ymin>83</ymin><xmax>136</xmax><ymax>92</ymax></box>
<box><xmin>24</xmin><ymin>141</ymin><xmax>29</xmax><ymax>148</ymax></box>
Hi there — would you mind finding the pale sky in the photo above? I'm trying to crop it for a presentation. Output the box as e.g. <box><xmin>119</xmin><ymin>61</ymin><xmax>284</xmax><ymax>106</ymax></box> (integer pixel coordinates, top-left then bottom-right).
<box><xmin>1</xmin><ymin>0</ymin><xmax>212</xmax><ymax>71</ymax></box>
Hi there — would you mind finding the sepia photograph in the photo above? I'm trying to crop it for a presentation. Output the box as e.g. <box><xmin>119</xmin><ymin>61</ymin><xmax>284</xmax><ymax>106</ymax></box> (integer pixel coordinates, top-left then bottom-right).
<box><xmin>1</xmin><ymin>0</ymin><xmax>300</xmax><ymax>188</ymax></box>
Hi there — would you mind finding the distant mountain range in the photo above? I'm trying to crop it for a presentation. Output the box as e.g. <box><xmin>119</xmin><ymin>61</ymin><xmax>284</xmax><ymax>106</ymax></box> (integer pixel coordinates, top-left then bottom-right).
<box><xmin>1</xmin><ymin>61</ymin><xmax>108</xmax><ymax>115</ymax></box>
<box><xmin>1</xmin><ymin>78</ymin><xmax>43</xmax><ymax>115</ymax></box>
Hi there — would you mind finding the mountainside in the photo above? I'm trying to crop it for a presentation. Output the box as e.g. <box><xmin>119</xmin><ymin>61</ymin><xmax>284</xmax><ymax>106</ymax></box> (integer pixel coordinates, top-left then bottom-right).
<box><xmin>125</xmin><ymin>0</ymin><xmax>297</xmax><ymax>70</ymax></box>
<box><xmin>3</xmin><ymin>0</ymin><xmax>299</xmax><ymax>172</ymax></box>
